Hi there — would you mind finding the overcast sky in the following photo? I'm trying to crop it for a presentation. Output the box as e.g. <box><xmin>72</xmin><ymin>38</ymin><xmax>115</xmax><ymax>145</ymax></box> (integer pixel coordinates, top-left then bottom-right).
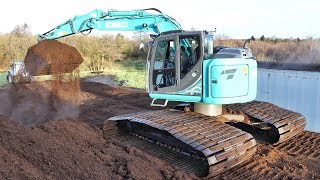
<box><xmin>0</xmin><ymin>0</ymin><xmax>319</xmax><ymax>39</ymax></box>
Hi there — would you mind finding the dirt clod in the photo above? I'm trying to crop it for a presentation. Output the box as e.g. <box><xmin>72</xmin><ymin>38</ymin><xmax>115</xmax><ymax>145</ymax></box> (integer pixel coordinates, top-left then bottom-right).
<box><xmin>24</xmin><ymin>40</ymin><xmax>83</xmax><ymax>76</ymax></box>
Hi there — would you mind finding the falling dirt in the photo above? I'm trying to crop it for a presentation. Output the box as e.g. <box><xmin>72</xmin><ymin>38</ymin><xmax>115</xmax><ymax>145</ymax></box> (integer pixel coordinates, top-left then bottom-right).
<box><xmin>5</xmin><ymin>39</ymin><xmax>83</xmax><ymax>127</ymax></box>
<box><xmin>0</xmin><ymin>80</ymin><xmax>319</xmax><ymax>179</ymax></box>
<box><xmin>0</xmin><ymin>81</ymin><xmax>80</xmax><ymax>127</ymax></box>
<box><xmin>24</xmin><ymin>40</ymin><xmax>83</xmax><ymax>76</ymax></box>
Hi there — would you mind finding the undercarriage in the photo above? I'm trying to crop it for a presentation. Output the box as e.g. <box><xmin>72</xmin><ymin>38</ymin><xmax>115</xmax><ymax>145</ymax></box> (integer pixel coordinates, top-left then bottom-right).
<box><xmin>106</xmin><ymin>100</ymin><xmax>306</xmax><ymax>177</ymax></box>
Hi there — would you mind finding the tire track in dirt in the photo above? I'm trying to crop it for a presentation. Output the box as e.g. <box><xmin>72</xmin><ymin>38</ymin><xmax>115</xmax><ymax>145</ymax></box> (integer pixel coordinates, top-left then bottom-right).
<box><xmin>216</xmin><ymin>132</ymin><xmax>320</xmax><ymax>180</ymax></box>
<box><xmin>275</xmin><ymin>131</ymin><xmax>320</xmax><ymax>159</ymax></box>
<box><xmin>81</xmin><ymin>81</ymin><xmax>320</xmax><ymax>179</ymax></box>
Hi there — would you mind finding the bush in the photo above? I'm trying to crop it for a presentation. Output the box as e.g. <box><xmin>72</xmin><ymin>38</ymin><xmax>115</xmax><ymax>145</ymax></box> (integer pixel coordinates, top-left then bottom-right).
<box><xmin>60</xmin><ymin>35</ymin><xmax>147</xmax><ymax>71</ymax></box>
<box><xmin>1</xmin><ymin>30</ymin><xmax>319</xmax><ymax>72</ymax></box>
<box><xmin>216</xmin><ymin>39</ymin><xmax>320</xmax><ymax>63</ymax></box>
<box><xmin>0</xmin><ymin>33</ymin><xmax>36</xmax><ymax>70</ymax></box>
<box><xmin>0</xmin><ymin>33</ymin><xmax>147</xmax><ymax>71</ymax></box>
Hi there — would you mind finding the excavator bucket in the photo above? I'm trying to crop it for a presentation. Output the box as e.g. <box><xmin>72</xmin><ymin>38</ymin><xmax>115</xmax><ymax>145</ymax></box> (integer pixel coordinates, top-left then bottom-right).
<box><xmin>24</xmin><ymin>40</ymin><xmax>83</xmax><ymax>76</ymax></box>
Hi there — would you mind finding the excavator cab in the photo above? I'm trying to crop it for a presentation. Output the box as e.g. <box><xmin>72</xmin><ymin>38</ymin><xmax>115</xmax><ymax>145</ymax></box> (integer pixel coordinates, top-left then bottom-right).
<box><xmin>149</xmin><ymin>31</ymin><xmax>202</xmax><ymax>92</ymax></box>
<box><xmin>148</xmin><ymin>31</ymin><xmax>202</xmax><ymax>100</ymax></box>
<box><xmin>148</xmin><ymin>30</ymin><xmax>257</xmax><ymax>107</ymax></box>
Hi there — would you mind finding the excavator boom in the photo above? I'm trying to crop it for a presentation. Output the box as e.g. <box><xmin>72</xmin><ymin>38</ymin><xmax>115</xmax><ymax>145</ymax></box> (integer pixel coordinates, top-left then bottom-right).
<box><xmin>26</xmin><ymin>8</ymin><xmax>182</xmax><ymax>76</ymax></box>
<box><xmin>38</xmin><ymin>8</ymin><xmax>182</xmax><ymax>41</ymax></box>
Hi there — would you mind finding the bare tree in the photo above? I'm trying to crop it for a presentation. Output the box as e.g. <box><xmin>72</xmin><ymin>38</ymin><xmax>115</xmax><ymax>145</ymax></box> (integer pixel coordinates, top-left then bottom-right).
<box><xmin>10</xmin><ymin>23</ymin><xmax>31</xmax><ymax>37</ymax></box>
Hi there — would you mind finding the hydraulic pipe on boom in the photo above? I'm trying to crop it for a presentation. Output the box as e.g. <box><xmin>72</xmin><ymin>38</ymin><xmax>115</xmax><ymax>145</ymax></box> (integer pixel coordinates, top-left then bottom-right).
<box><xmin>33</xmin><ymin>7</ymin><xmax>204</xmax><ymax>89</ymax></box>
<box><xmin>25</xmin><ymin>8</ymin><xmax>183</xmax><ymax>76</ymax></box>
<box><xmin>38</xmin><ymin>8</ymin><xmax>182</xmax><ymax>41</ymax></box>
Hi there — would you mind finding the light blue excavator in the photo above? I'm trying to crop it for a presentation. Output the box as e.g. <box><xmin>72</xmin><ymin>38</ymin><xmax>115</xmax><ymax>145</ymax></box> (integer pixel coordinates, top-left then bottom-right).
<box><xmin>30</xmin><ymin>8</ymin><xmax>306</xmax><ymax>177</ymax></box>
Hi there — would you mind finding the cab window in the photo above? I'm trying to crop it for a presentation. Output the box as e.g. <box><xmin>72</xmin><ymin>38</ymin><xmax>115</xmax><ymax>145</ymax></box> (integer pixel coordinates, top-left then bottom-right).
<box><xmin>204</xmin><ymin>35</ymin><xmax>214</xmax><ymax>60</ymax></box>
<box><xmin>152</xmin><ymin>39</ymin><xmax>176</xmax><ymax>90</ymax></box>
<box><xmin>179</xmin><ymin>36</ymin><xmax>200</xmax><ymax>78</ymax></box>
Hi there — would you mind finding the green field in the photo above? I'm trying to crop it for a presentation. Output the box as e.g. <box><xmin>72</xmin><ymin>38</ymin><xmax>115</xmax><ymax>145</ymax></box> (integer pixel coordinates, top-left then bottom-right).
<box><xmin>113</xmin><ymin>60</ymin><xmax>146</xmax><ymax>89</ymax></box>
<box><xmin>0</xmin><ymin>60</ymin><xmax>147</xmax><ymax>89</ymax></box>
<box><xmin>81</xmin><ymin>60</ymin><xmax>147</xmax><ymax>89</ymax></box>
<box><xmin>79</xmin><ymin>60</ymin><xmax>146</xmax><ymax>88</ymax></box>
<box><xmin>0</xmin><ymin>72</ymin><xmax>7</xmax><ymax>88</ymax></box>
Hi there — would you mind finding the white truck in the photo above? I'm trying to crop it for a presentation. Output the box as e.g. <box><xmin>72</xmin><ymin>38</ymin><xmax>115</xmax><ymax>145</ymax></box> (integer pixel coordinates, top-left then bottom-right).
<box><xmin>7</xmin><ymin>62</ymin><xmax>32</xmax><ymax>83</ymax></box>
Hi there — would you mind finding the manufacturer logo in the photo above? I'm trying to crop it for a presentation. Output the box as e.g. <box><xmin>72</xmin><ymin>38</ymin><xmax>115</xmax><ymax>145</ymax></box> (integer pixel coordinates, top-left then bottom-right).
<box><xmin>220</xmin><ymin>68</ymin><xmax>237</xmax><ymax>80</ymax></box>
<box><xmin>105</xmin><ymin>22</ymin><xmax>129</xmax><ymax>28</ymax></box>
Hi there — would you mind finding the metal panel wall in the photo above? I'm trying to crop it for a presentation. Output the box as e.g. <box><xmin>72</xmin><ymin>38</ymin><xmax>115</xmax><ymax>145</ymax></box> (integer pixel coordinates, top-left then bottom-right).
<box><xmin>256</xmin><ymin>68</ymin><xmax>320</xmax><ymax>132</ymax></box>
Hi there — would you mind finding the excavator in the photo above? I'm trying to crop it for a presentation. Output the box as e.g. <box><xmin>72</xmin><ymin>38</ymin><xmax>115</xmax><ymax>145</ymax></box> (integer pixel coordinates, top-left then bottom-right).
<box><xmin>27</xmin><ymin>8</ymin><xmax>306</xmax><ymax>177</ymax></box>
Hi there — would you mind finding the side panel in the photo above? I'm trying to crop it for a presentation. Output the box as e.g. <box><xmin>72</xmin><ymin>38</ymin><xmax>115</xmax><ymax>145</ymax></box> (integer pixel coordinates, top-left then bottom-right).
<box><xmin>202</xmin><ymin>58</ymin><xmax>257</xmax><ymax>104</ymax></box>
<box><xmin>211</xmin><ymin>65</ymin><xmax>249</xmax><ymax>98</ymax></box>
<box><xmin>256</xmin><ymin>68</ymin><xmax>320</xmax><ymax>132</ymax></box>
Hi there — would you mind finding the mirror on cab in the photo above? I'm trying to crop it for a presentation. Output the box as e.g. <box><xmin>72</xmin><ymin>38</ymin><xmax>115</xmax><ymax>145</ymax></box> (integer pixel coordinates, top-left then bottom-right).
<box><xmin>140</xmin><ymin>41</ymin><xmax>154</xmax><ymax>53</ymax></box>
<box><xmin>139</xmin><ymin>43</ymin><xmax>144</xmax><ymax>50</ymax></box>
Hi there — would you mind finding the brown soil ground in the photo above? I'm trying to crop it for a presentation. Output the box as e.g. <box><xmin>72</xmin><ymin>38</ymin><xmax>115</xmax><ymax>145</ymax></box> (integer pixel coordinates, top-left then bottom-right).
<box><xmin>0</xmin><ymin>80</ymin><xmax>319</xmax><ymax>179</ymax></box>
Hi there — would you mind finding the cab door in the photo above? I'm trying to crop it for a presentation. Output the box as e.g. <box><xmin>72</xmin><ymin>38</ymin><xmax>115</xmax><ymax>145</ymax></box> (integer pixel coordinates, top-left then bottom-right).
<box><xmin>176</xmin><ymin>32</ymin><xmax>203</xmax><ymax>95</ymax></box>
<box><xmin>149</xmin><ymin>31</ymin><xmax>203</xmax><ymax>100</ymax></box>
<box><xmin>149</xmin><ymin>35</ymin><xmax>179</xmax><ymax>94</ymax></box>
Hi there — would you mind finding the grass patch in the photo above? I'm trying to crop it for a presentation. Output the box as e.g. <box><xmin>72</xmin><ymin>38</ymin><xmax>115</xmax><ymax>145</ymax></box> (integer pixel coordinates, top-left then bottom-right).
<box><xmin>80</xmin><ymin>60</ymin><xmax>147</xmax><ymax>89</ymax></box>
<box><xmin>0</xmin><ymin>72</ymin><xmax>8</xmax><ymax>88</ymax></box>
<box><xmin>113</xmin><ymin>60</ymin><xmax>146</xmax><ymax>89</ymax></box>
<box><xmin>0</xmin><ymin>60</ymin><xmax>147</xmax><ymax>89</ymax></box>
<box><xmin>34</xmin><ymin>75</ymin><xmax>52</xmax><ymax>82</ymax></box>
<box><xmin>113</xmin><ymin>69</ymin><xmax>146</xmax><ymax>89</ymax></box>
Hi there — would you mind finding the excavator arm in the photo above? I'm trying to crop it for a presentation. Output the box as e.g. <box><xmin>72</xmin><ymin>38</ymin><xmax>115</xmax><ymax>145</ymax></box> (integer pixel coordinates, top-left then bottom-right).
<box><xmin>38</xmin><ymin>8</ymin><xmax>182</xmax><ymax>41</ymax></box>
<box><xmin>26</xmin><ymin>8</ymin><xmax>182</xmax><ymax>76</ymax></box>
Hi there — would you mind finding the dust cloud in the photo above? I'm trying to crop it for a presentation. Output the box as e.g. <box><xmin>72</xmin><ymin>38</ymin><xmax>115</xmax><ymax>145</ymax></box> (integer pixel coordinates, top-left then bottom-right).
<box><xmin>0</xmin><ymin>78</ymin><xmax>80</xmax><ymax>127</ymax></box>
<box><xmin>0</xmin><ymin>40</ymin><xmax>83</xmax><ymax>127</ymax></box>
<box><xmin>284</xmin><ymin>40</ymin><xmax>320</xmax><ymax>64</ymax></box>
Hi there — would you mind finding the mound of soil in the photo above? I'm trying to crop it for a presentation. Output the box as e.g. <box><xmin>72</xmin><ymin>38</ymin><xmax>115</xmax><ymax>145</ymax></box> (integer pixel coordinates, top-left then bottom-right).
<box><xmin>0</xmin><ymin>81</ymin><xmax>194</xmax><ymax>179</ymax></box>
<box><xmin>217</xmin><ymin>142</ymin><xmax>320</xmax><ymax>179</ymax></box>
<box><xmin>0</xmin><ymin>80</ymin><xmax>319</xmax><ymax>179</ymax></box>
<box><xmin>24</xmin><ymin>40</ymin><xmax>83</xmax><ymax>76</ymax></box>
<box><xmin>0</xmin><ymin>115</ymin><xmax>191</xmax><ymax>179</ymax></box>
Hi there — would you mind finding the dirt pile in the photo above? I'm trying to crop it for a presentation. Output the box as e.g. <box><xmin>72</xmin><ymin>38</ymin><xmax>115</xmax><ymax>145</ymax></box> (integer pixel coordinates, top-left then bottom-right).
<box><xmin>0</xmin><ymin>80</ymin><xmax>319</xmax><ymax>179</ymax></box>
<box><xmin>0</xmin><ymin>114</ymin><xmax>193</xmax><ymax>179</ymax></box>
<box><xmin>217</xmin><ymin>141</ymin><xmax>320</xmax><ymax>179</ymax></box>
<box><xmin>24</xmin><ymin>40</ymin><xmax>83</xmax><ymax>76</ymax></box>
